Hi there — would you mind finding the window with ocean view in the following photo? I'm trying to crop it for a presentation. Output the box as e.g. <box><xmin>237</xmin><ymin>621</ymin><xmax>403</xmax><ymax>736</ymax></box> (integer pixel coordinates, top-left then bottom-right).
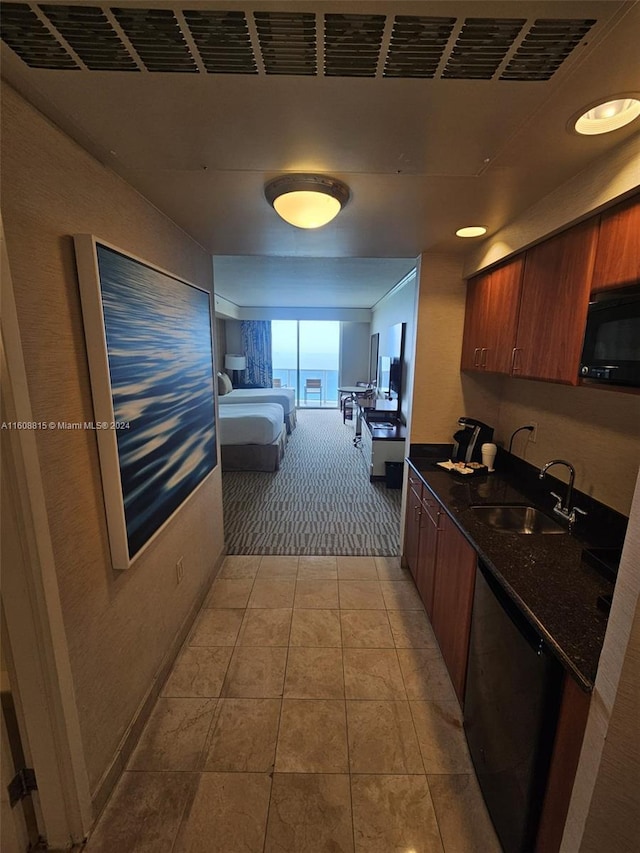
<box><xmin>272</xmin><ymin>320</ymin><xmax>340</xmax><ymax>407</ymax></box>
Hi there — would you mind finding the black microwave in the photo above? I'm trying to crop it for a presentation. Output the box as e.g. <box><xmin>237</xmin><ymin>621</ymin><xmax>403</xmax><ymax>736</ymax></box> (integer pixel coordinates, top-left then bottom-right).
<box><xmin>580</xmin><ymin>285</ymin><xmax>640</xmax><ymax>387</ymax></box>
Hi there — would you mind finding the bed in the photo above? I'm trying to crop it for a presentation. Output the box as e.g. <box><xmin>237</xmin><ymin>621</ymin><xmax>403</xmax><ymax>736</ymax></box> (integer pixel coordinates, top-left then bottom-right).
<box><xmin>218</xmin><ymin>387</ymin><xmax>297</xmax><ymax>433</ymax></box>
<box><xmin>218</xmin><ymin>403</ymin><xmax>287</xmax><ymax>472</ymax></box>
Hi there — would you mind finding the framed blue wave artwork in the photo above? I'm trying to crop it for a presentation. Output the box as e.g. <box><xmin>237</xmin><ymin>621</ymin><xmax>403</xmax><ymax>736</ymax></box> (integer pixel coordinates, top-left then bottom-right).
<box><xmin>74</xmin><ymin>236</ymin><xmax>217</xmax><ymax>569</ymax></box>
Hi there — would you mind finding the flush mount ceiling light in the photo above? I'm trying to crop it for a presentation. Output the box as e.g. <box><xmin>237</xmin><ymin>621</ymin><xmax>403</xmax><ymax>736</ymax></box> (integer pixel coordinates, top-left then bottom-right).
<box><xmin>456</xmin><ymin>226</ymin><xmax>487</xmax><ymax>238</ymax></box>
<box><xmin>572</xmin><ymin>97</ymin><xmax>640</xmax><ymax>135</ymax></box>
<box><xmin>264</xmin><ymin>174</ymin><xmax>350</xmax><ymax>229</ymax></box>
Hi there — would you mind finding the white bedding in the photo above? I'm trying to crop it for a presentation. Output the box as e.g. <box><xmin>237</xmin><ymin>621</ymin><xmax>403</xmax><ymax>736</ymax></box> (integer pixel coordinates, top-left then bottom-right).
<box><xmin>218</xmin><ymin>403</ymin><xmax>285</xmax><ymax>446</ymax></box>
<box><xmin>219</xmin><ymin>387</ymin><xmax>295</xmax><ymax>416</ymax></box>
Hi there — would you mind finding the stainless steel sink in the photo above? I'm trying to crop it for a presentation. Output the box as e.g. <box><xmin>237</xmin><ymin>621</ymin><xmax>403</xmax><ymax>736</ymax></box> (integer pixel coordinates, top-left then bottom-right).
<box><xmin>470</xmin><ymin>505</ymin><xmax>566</xmax><ymax>534</ymax></box>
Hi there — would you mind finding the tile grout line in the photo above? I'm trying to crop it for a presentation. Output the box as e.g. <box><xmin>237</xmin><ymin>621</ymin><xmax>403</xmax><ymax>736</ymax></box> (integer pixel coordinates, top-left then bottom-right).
<box><xmin>168</xmin><ymin>555</ymin><xmax>262</xmax><ymax>853</ymax></box>
<box><xmin>260</xmin><ymin>554</ymin><xmax>299</xmax><ymax>852</ymax></box>
<box><xmin>338</xmin><ymin>589</ymin><xmax>358</xmax><ymax>853</ymax></box>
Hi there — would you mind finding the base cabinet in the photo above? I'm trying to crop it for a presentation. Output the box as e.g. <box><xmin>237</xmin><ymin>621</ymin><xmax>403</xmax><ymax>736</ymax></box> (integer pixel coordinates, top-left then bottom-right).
<box><xmin>415</xmin><ymin>492</ymin><xmax>440</xmax><ymax>619</ymax></box>
<box><xmin>403</xmin><ymin>479</ymin><xmax>476</xmax><ymax>703</ymax></box>
<box><xmin>404</xmin><ymin>475</ymin><xmax>422</xmax><ymax>580</ymax></box>
<box><xmin>431</xmin><ymin>513</ymin><xmax>477</xmax><ymax>704</ymax></box>
<box><xmin>402</xmin><ymin>467</ymin><xmax>591</xmax><ymax>853</ymax></box>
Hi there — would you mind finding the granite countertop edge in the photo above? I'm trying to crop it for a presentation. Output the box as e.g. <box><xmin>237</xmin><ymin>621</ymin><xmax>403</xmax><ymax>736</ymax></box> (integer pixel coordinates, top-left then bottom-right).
<box><xmin>407</xmin><ymin>456</ymin><xmax>615</xmax><ymax>692</ymax></box>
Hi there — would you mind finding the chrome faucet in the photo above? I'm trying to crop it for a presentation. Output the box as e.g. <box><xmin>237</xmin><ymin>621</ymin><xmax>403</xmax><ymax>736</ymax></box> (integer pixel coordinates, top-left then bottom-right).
<box><xmin>539</xmin><ymin>459</ymin><xmax>587</xmax><ymax>530</ymax></box>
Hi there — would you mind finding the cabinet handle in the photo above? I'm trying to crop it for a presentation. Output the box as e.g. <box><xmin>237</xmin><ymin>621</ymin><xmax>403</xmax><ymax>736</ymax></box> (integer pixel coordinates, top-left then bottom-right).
<box><xmin>473</xmin><ymin>347</ymin><xmax>481</xmax><ymax>367</ymax></box>
<box><xmin>512</xmin><ymin>347</ymin><xmax>522</xmax><ymax>372</ymax></box>
<box><xmin>480</xmin><ymin>348</ymin><xmax>488</xmax><ymax>368</ymax></box>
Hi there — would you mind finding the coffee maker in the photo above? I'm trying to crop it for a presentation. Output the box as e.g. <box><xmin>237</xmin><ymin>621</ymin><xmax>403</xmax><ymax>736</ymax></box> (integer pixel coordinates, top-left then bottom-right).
<box><xmin>452</xmin><ymin>417</ymin><xmax>494</xmax><ymax>464</ymax></box>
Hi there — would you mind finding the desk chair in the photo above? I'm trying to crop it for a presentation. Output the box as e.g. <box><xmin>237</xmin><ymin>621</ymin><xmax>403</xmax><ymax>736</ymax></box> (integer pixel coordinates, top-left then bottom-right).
<box><xmin>304</xmin><ymin>378</ymin><xmax>322</xmax><ymax>404</ymax></box>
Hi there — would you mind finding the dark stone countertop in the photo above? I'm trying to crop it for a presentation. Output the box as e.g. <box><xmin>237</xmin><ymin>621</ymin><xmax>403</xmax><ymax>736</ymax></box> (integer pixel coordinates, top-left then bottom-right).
<box><xmin>407</xmin><ymin>455</ymin><xmax>619</xmax><ymax>691</ymax></box>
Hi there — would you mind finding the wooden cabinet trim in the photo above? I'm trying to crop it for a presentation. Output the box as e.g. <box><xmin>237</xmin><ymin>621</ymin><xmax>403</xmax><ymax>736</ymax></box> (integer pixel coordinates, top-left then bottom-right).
<box><xmin>514</xmin><ymin>218</ymin><xmax>599</xmax><ymax>385</ymax></box>
<box><xmin>535</xmin><ymin>675</ymin><xmax>591</xmax><ymax>853</ymax></box>
<box><xmin>591</xmin><ymin>194</ymin><xmax>640</xmax><ymax>293</ymax></box>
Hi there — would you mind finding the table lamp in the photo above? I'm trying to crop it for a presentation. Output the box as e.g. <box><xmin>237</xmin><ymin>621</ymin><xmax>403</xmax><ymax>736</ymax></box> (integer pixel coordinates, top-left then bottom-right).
<box><xmin>224</xmin><ymin>354</ymin><xmax>246</xmax><ymax>387</ymax></box>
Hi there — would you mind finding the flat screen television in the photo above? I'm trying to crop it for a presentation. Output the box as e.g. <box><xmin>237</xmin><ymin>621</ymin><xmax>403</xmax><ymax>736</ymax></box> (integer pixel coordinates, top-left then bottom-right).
<box><xmin>389</xmin><ymin>357</ymin><xmax>402</xmax><ymax>399</ymax></box>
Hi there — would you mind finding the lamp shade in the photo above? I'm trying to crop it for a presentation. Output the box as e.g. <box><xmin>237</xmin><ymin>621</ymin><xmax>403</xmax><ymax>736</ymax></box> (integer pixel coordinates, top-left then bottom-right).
<box><xmin>265</xmin><ymin>174</ymin><xmax>350</xmax><ymax>229</ymax></box>
<box><xmin>225</xmin><ymin>354</ymin><xmax>246</xmax><ymax>371</ymax></box>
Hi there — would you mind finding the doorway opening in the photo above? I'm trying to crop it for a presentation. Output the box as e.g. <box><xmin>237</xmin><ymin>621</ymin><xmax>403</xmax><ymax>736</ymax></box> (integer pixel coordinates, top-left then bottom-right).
<box><xmin>272</xmin><ymin>320</ymin><xmax>340</xmax><ymax>408</ymax></box>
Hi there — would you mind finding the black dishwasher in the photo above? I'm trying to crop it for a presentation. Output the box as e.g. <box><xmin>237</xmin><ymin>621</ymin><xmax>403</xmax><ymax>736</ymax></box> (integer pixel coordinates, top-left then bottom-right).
<box><xmin>464</xmin><ymin>561</ymin><xmax>564</xmax><ymax>853</ymax></box>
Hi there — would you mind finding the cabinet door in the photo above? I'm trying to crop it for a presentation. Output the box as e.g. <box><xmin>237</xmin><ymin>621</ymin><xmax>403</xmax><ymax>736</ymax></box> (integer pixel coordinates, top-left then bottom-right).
<box><xmin>461</xmin><ymin>274</ymin><xmax>490</xmax><ymax>371</ymax></box>
<box><xmin>431</xmin><ymin>513</ymin><xmax>477</xmax><ymax>704</ymax></box>
<box><xmin>403</xmin><ymin>481</ymin><xmax>422</xmax><ymax>580</ymax></box>
<box><xmin>416</xmin><ymin>493</ymin><xmax>440</xmax><ymax>619</ymax></box>
<box><xmin>483</xmin><ymin>256</ymin><xmax>524</xmax><ymax>374</ymax></box>
<box><xmin>591</xmin><ymin>195</ymin><xmax>640</xmax><ymax>293</ymax></box>
<box><xmin>514</xmin><ymin>219</ymin><xmax>599</xmax><ymax>385</ymax></box>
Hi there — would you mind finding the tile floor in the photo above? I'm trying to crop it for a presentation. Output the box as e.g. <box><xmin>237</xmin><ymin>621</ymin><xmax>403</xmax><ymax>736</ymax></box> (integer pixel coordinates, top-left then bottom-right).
<box><xmin>85</xmin><ymin>555</ymin><xmax>501</xmax><ymax>853</ymax></box>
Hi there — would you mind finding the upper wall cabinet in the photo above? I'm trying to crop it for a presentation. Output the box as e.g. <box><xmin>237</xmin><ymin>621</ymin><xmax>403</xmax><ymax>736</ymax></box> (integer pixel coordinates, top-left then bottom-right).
<box><xmin>513</xmin><ymin>219</ymin><xmax>599</xmax><ymax>385</ymax></box>
<box><xmin>591</xmin><ymin>195</ymin><xmax>640</xmax><ymax>293</ymax></box>
<box><xmin>460</xmin><ymin>256</ymin><xmax>524</xmax><ymax>375</ymax></box>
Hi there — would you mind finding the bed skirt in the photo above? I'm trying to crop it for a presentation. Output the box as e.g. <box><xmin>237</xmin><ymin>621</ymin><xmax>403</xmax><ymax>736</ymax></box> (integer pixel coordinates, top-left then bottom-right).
<box><xmin>221</xmin><ymin>426</ymin><xmax>287</xmax><ymax>472</ymax></box>
<box><xmin>286</xmin><ymin>410</ymin><xmax>297</xmax><ymax>434</ymax></box>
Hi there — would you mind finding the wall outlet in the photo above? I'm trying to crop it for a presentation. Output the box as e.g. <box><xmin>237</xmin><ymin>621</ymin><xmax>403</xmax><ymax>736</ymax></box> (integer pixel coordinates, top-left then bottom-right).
<box><xmin>176</xmin><ymin>557</ymin><xmax>184</xmax><ymax>584</ymax></box>
<box><xmin>529</xmin><ymin>422</ymin><xmax>538</xmax><ymax>443</ymax></box>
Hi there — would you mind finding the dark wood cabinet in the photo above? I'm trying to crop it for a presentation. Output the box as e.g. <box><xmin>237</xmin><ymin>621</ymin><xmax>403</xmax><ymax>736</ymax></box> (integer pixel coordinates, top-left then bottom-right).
<box><xmin>514</xmin><ymin>219</ymin><xmax>599</xmax><ymax>385</ymax></box>
<box><xmin>461</xmin><ymin>257</ymin><xmax>524</xmax><ymax>375</ymax></box>
<box><xmin>415</xmin><ymin>492</ymin><xmax>440</xmax><ymax>619</ymax></box>
<box><xmin>431</xmin><ymin>512</ymin><xmax>477</xmax><ymax>703</ymax></box>
<box><xmin>535</xmin><ymin>675</ymin><xmax>591</xmax><ymax>853</ymax></box>
<box><xmin>402</xmin><ymin>473</ymin><xmax>476</xmax><ymax>705</ymax></box>
<box><xmin>403</xmin><ymin>474</ymin><xmax>422</xmax><ymax>581</ymax></box>
<box><xmin>460</xmin><ymin>273</ymin><xmax>490</xmax><ymax>371</ymax></box>
<box><xmin>486</xmin><ymin>258</ymin><xmax>524</xmax><ymax>373</ymax></box>
<box><xmin>591</xmin><ymin>194</ymin><xmax>640</xmax><ymax>293</ymax></box>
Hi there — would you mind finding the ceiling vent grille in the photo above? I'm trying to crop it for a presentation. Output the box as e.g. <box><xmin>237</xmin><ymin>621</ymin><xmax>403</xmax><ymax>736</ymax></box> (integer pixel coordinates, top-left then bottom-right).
<box><xmin>442</xmin><ymin>17</ymin><xmax>525</xmax><ymax>79</ymax></box>
<box><xmin>111</xmin><ymin>7</ymin><xmax>196</xmax><ymax>72</ymax></box>
<box><xmin>384</xmin><ymin>15</ymin><xmax>455</xmax><ymax>78</ymax></box>
<box><xmin>40</xmin><ymin>4</ymin><xmax>137</xmax><ymax>71</ymax></box>
<box><xmin>0</xmin><ymin>5</ymin><xmax>600</xmax><ymax>82</ymax></box>
<box><xmin>324</xmin><ymin>13</ymin><xmax>385</xmax><ymax>77</ymax></box>
<box><xmin>255</xmin><ymin>12</ymin><xmax>316</xmax><ymax>75</ymax></box>
<box><xmin>501</xmin><ymin>18</ymin><xmax>596</xmax><ymax>80</ymax></box>
<box><xmin>183</xmin><ymin>10</ymin><xmax>256</xmax><ymax>74</ymax></box>
<box><xmin>0</xmin><ymin>2</ymin><xmax>78</xmax><ymax>68</ymax></box>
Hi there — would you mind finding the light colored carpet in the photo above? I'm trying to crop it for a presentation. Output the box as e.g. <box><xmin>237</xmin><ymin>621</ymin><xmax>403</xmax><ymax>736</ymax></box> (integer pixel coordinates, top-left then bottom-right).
<box><xmin>222</xmin><ymin>408</ymin><xmax>402</xmax><ymax>555</ymax></box>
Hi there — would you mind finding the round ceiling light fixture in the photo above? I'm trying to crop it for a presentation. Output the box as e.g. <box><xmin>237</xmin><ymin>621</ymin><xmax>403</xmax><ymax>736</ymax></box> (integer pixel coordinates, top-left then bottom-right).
<box><xmin>572</xmin><ymin>96</ymin><xmax>640</xmax><ymax>135</ymax></box>
<box><xmin>264</xmin><ymin>174</ymin><xmax>350</xmax><ymax>229</ymax></box>
<box><xmin>456</xmin><ymin>226</ymin><xmax>487</xmax><ymax>238</ymax></box>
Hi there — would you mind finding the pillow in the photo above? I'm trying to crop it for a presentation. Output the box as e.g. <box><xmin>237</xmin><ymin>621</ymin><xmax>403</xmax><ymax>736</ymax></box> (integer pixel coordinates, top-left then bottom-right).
<box><xmin>217</xmin><ymin>372</ymin><xmax>233</xmax><ymax>395</ymax></box>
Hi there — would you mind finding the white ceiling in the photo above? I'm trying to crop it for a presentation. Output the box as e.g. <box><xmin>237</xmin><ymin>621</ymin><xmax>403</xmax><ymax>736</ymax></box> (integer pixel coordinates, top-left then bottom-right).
<box><xmin>2</xmin><ymin>0</ymin><xmax>640</xmax><ymax>309</ymax></box>
<box><xmin>213</xmin><ymin>256</ymin><xmax>416</xmax><ymax>308</ymax></box>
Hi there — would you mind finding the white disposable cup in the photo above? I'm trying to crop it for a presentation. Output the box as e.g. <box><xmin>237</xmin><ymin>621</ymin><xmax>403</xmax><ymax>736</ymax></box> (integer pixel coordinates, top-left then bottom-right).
<box><xmin>481</xmin><ymin>443</ymin><xmax>497</xmax><ymax>472</ymax></box>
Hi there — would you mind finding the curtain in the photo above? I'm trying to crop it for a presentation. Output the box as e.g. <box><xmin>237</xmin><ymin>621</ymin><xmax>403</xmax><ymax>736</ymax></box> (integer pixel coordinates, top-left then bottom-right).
<box><xmin>241</xmin><ymin>320</ymin><xmax>272</xmax><ymax>387</ymax></box>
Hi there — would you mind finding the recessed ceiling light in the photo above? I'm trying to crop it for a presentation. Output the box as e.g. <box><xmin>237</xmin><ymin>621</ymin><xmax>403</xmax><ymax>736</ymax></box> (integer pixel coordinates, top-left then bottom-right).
<box><xmin>573</xmin><ymin>97</ymin><xmax>640</xmax><ymax>135</ymax></box>
<box><xmin>456</xmin><ymin>226</ymin><xmax>487</xmax><ymax>238</ymax></box>
<box><xmin>265</xmin><ymin>174</ymin><xmax>350</xmax><ymax>229</ymax></box>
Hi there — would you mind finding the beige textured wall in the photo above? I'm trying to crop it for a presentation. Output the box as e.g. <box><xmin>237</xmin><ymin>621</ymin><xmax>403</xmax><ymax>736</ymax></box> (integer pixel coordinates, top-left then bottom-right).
<box><xmin>1</xmin><ymin>83</ymin><xmax>224</xmax><ymax>793</ymax></box>
<box><xmin>495</xmin><ymin>381</ymin><xmax>640</xmax><ymax>516</ymax></box>
<box><xmin>464</xmin><ymin>131</ymin><xmax>640</xmax><ymax>276</ymax></box>
<box><xmin>410</xmin><ymin>254</ymin><xmax>502</xmax><ymax>443</ymax></box>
